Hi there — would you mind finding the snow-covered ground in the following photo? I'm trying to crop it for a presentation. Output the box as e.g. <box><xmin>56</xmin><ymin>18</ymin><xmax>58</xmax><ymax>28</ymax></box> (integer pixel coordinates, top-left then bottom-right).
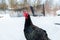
<box><xmin>0</xmin><ymin>14</ymin><xmax>60</xmax><ymax>40</ymax></box>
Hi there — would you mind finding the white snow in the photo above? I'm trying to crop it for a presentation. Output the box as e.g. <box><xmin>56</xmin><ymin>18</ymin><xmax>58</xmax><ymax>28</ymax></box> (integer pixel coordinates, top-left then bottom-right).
<box><xmin>0</xmin><ymin>14</ymin><xmax>60</xmax><ymax>40</ymax></box>
<box><xmin>56</xmin><ymin>10</ymin><xmax>60</xmax><ymax>15</ymax></box>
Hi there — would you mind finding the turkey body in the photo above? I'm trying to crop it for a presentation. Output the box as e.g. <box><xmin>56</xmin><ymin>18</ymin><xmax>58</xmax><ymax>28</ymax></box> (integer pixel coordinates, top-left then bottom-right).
<box><xmin>24</xmin><ymin>25</ymin><xmax>50</xmax><ymax>40</ymax></box>
<box><xmin>23</xmin><ymin>11</ymin><xmax>50</xmax><ymax>40</ymax></box>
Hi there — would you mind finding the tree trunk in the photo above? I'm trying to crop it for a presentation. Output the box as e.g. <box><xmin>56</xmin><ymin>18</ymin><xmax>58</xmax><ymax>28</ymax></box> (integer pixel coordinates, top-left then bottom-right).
<box><xmin>43</xmin><ymin>4</ymin><xmax>45</xmax><ymax>16</ymax></box>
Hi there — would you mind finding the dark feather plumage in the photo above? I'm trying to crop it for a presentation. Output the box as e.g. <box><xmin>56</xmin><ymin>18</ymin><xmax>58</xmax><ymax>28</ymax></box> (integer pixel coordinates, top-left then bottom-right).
<box><xmin>23</xmin><ymin>12</ymin><xmax>50</xmax><ymax>40</ymax></box>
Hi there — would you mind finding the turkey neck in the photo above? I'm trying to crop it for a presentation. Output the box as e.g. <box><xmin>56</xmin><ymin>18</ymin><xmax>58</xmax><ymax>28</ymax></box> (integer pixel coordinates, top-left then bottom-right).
<box><xmin>25</xmin><ymin>15</ymin><xmax>33</xmax><ymax>28</ymax></box>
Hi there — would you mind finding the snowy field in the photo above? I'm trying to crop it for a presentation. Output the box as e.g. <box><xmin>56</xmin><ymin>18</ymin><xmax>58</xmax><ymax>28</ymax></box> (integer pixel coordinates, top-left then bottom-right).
<box><xmin>0</xmin><ymin>14</ymin><xmax>60</xmax><ymax>40</ymax></box>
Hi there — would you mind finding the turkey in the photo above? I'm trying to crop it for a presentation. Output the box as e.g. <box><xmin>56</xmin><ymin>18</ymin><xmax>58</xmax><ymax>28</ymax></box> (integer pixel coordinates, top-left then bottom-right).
<box><xmin>23</xmin><ymin>10</ymin><xmax>50</xmax><ymax>40</ymax></box>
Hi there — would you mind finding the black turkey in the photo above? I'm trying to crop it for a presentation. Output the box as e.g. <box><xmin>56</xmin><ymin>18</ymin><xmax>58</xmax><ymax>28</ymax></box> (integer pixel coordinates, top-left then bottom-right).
<box><xmin>23</xmin><ymin>11</ymin><xmax>50</xmax><ymax>40</ymax></box>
